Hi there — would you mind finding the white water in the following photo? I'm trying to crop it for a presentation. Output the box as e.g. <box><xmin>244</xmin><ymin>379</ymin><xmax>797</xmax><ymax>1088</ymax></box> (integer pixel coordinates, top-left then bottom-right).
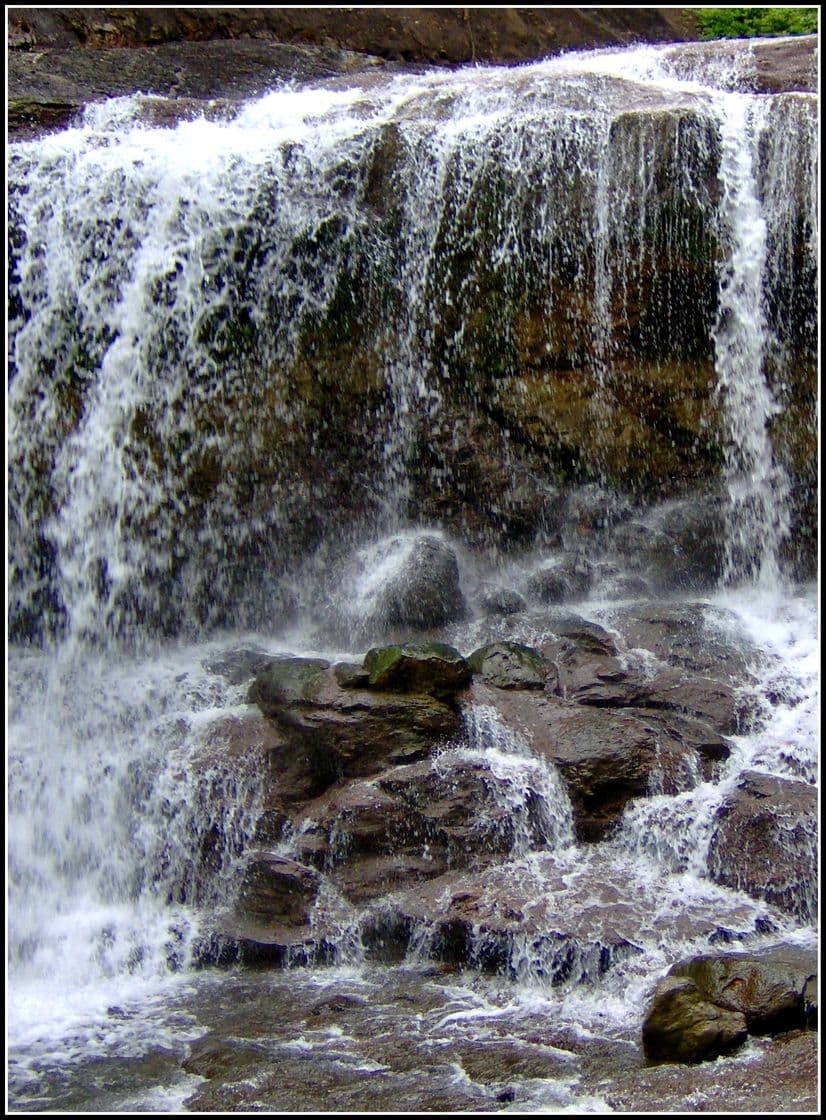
<box><xmin>6</xmin><ymin>36</ymin><xmax>818</xmax><ymax>1112</ymax></box>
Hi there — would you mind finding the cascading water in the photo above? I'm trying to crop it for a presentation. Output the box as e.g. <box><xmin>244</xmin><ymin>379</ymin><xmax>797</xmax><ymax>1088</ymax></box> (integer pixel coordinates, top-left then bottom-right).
<box><xmin>7</xmin><ymin>34</ymin><xmax>817</xmax><ymax>1113</ymax></box>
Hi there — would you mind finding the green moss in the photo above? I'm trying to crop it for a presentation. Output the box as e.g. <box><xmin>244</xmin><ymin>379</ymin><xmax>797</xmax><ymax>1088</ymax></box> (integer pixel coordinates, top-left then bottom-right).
<box><xmin>693</xmin><ymin>7</ymin><xmax>818</xmax><ymax>40</ymax></box>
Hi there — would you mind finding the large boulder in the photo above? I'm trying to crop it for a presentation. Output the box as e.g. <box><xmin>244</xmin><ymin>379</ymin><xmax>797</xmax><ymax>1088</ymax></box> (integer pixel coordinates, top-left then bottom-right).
<box><xmin>641</xmin><ymin>975</ymin><xmax>748</xmax><ymax>1064</ymax></box>
<box><xmin>330</xmin><ymin>534</ymin><xmax>467</xmax><ymax>642</ymax></box>
<box><xmin>707</xmin><ymin>771</ymin><xmax>818</xmax><ymax>921</ymax></box>
<box><xmin>669</xmin><ymin>945</ymin><xmax>818</xmax><ymax>1035</ymax></box>
<box><xmin>465</xmin><ymin>684</ymin><xmax>706</xmax><ymax>840</ymax></box>
<box><xmin>643</xmin><ymin>943</ymin><xmax>818</xmax><ymax>1063</ymax></box>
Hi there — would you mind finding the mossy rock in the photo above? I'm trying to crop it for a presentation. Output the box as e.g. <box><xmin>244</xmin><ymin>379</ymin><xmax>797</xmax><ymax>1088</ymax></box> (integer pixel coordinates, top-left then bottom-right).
<box><xmin>467</xmin><ymin>641</ymin><xmax>548</xmax><ymax>690</ymax></box>
<box><xmin>247</xmin><ymin>657</ymin><xmax>330</xmax><ymax>710</ymax></box>
<box><xmin>363</xmin><ymin>642</ymin><xmax>471</xmax><ymax>698</ymax></box>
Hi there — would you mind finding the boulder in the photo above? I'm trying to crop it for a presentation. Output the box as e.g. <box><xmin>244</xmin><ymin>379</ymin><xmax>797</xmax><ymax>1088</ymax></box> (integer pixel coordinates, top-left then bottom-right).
<box><xmin>609</xmin><ymin>496</ymin><xmax>729</xmax><ymax>591</ymax></box>
<box><xmin>247</xmin><ymin>657</ymin><xmax>330</xmax><ymax>707</ymax></box>
<box><xmin>477</xmin><ymin>586</ymin><xmax>527</xmax><ymax>617</ymax></box>
<box><xmin>203</xmin><ymin>646</ymin><xmax>276</xmax><ymax>686</ymax></box>
<box><xmin>527</xmin><ymin>557</ymin><xmax>593</xmax><ymax>604</ymax></box>
<box><xmin>363</xmin><ymin>642</ymin><xmax>471</xmax><ymax>699</ymax></box>
<box><xmin>235</xmin><ymin>852</ymin><xmax>322</xmax><ymax>924</ymax></box>
<box><xmin>643</xmin><ymin>942</ymin><xmax>818</xmax><ymax>1064</ymax></box>
<box><xmin>669</xmin><ymin>945</ymin><xmax>818</xmax><ymax>1035</ymax></box>
<box><xmin>373</xmin><ymin>535</ymin><xmax>467</xmax><ymax>630</ymax></box>
<box><xmin>467</xmin><ymin>641</ymin><xmax>548</xmax><ymax>690</ymax></box>
<box><xmin>331</xmin><ymin>534</ymin><xmax>467</xmax><ymax>641</ymax></box>
<box><xmin>469</xmin><ymin>685</ymin><xmax>699</xmax><ymax>840</ymax></box>
<box><xmin>606</xmin><ymin>601</ymin><xmax>762</xmax><ymax>679</ymax></box>
<box><xmin>642</xmin><ymin>975</ymin><xmax>748</xmax><ymax>1063</ymax></box>
<box><xmin>707</xmin><ymin>771</ymin><xmax>818</xmax><ymax>920</ymax></box>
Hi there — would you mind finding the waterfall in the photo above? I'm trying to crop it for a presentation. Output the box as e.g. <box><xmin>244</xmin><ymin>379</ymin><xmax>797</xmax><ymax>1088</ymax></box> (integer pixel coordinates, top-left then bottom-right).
<box><xmin>710</xmin><ymin>95</ymin><xmax>789</xmax><ymax>586</ymax></box>
<box><xmin>9</xmin><ymin>47</ymin><xmax>815</xmax><ymax>646</ymax></box>
<box><xmin>7</xmin><ymin>35</ymin><xmax>818</xmax><ymax>1113</ymax></box>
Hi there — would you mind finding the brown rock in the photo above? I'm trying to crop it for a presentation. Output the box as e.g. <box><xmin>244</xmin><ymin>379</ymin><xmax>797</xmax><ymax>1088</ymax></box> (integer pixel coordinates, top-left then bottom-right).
<box><xmin>247</xmin><ymin>659</ymin><xmax>461</xmax><ymax>798</ymax></box>
<box><xmin>707</xmin><ymin>771</ymin><xmax>818</xmax><ymax>920</ymax></box>
<box><xmin>642</xmin><ymin>975</ymin><xmax>748</xmax><ymax>1063</ymax></box>
<box><xmin>669</xmin><ymin>945</ymin><xmax>818</xmax><ymax>1035</ymax></box>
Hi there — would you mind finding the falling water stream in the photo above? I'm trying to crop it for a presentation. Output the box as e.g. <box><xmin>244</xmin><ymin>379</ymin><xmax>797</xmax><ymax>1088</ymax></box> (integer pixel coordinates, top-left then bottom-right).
<box><xmin>6</xmin><ymin>36</ymin><xmax>818</xmax><ymax>1113</ymax></box>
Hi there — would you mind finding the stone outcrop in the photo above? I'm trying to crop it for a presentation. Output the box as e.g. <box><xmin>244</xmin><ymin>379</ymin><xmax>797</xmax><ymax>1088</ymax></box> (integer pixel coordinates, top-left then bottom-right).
<box><xmin>362</xmin><ymin>642</ymin><xmax>471</xmax><ymax>698</ymax></box>
<box><xmin>246</xmin><ymin>657</ymin><xmax>462</xmax><ymax>803</ymax></box>
<box><xmin>366</xmin><ymin>857</ymin><xmax>778</xmax><ymax>976</ymax></box>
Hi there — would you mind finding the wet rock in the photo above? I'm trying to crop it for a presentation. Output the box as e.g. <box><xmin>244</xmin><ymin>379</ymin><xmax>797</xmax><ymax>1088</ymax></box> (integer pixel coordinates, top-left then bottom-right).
<box><xmin>607</xmin><ymin>601</ymin><xmax>762</xmax><ymax>679</ymax></box>
<box><xmin>329</xmin><ymin>534</ymin><xmax>467</xmax><ymax>642</ymax></box>
<box><xmin>291</xmin><ymin>780</ymin><xmax>428</xmax><ymax>867</ymax></box>
<box><xmin>336</xmin><ymin>853</ymin><xmax>449</xmax><ymax>904</ymax></box>
<box><xmin>539</xmin><ymin>632</ymin><xmax>631</xmax><ymax>705</ymax></box>
<box><xmin>610</xmin><ymin>496</ymin><xmax>728</xmax><ymax>591</ymax></box>
<box><xmin>247</xmin><ymin>659</ymin><xmax>461</xmax><ymax>801</ymax></box>
<box><xmin>373</xmin><ymin>535</ymin><xmax>467</xmax><ymax>630</ymax></box>
<box><xmin>203</xmin><ymin>646</ymin><xmax>275</xmax><ymax>685</ymax></box>
<box><xmin>182</xmin><ymin>1034</ymin><xmax>267</xmax><ymax>1080</ymax></box>
<box><xmin>7</xmin><ymin>39</ymin><xmax>387</xmax><ymax>138</ymax></box>
<box><xmin>660</xmin><ymin>35</ymin><xmax>818</xmax><ymax>95</ymax></box>
<box><xmin>6</xmin><ymin>7</ymin><xmax>699</xmax><ymax>65</ymax></box>
<box><xmin>377</xmin><ymin>756</ymin><xmax>548</xmax><ymax>860</ymax></box>
<box><xmin>248</xmin><ymin>656</ymin><xmax>331</xmax><ymax>707</ymax></box>
<box><xmin>642</xmin><ymin>975</ymin><xmax>748</xmax><ymax>1064</ymax></box>
<box><xmin>625</xmin><ymin>709</ymin><xmax>731</xmax><ymax>780</ymax></box>
<box><xmin>376</xmin><ymin>856</ymin><xmax>773</xmax><ymax>979</ymax></box>
<box><xmin>527</xmin><ymin>556</ymin><xmax>593</xmax><ymax>604</ymax></box>
<box><xmin>332</xmin><ymin>661</ymin><xmax>370</xmax><ymax>688</ymax></box>
<box><xmin>467</xmin><ymin>641</ymin><xmax>548</xmax><ymax>690</ymax></box>
<box><xmin>669</xmin><ymin>945</ymin><xmax>818</xmax><ymax>1036</ymax></box>
<box><xmin>561</xmin><ymin>484</ymin><xmax>637</xmax><ymax>542</ymax></box>
<box><xmin>363</xmin><ymin>642</ymin><xmax>471</xmax><ymax>699</ymax></box>
<box><xmin>236</xmin><ymin>852</ymin><xmax>322</xmax><ymax>923</ymax></box>
<box><xmin>623</xmin><ymin>665</ymin><xmax>751</xmax><ymax>736</ymax></box>
<box><xmin>707</xmin><ymin>771</ymin><xmax>818</xmax><ymax>921</ymax></box>
<box><xmin>470</xmin><ymin>686</ymin><xmax>687</xmax><ymax>840</ymax></box>
<box><xmin>477</xmin><ymin>585</ymin><xmax>527</xmax><ymax>617</ymax></box>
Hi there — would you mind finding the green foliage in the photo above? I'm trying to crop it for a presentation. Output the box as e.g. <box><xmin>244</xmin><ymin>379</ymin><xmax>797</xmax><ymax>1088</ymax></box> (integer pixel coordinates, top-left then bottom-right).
<box><xmin>694</xmin><ymin>7</ymin><xmax>818</xmax><ymax>40</ymax></box>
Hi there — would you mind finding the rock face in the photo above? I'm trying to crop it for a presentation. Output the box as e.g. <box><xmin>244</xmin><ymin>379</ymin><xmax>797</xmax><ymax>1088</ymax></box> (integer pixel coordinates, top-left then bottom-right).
<box><xmin>643</xmin><ymin>945</ymin><xmax>818</xmax><ymax>1063</ymax></box>
<box><xmin>199</xmin><ymin>589</ymin><xmax>806</xmax><ymax>966</ymax></box>
<box><xmin>7</xmin><ymin>8</ymin><xmax>699</xmax><ymax>61</ymax></box>
<box><xmin>8</xmin><ymin>23</ymin><xmax>817</xmax><ymax>643</ymax></box>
